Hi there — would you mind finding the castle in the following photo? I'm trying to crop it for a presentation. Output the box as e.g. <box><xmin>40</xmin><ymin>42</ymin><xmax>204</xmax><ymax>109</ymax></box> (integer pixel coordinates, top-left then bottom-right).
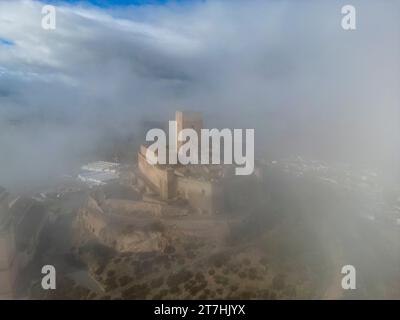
<box><xmin>138</xmin><ymin>111</ymin><xmax>226</xmax><ymax>214</ymax></box>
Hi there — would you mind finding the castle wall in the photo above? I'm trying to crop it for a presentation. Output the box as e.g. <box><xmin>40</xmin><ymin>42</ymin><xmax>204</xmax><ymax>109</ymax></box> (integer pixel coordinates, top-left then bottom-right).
<box><xmin>176</xmin><ymin>177</ymin><xmax>222</xmax><ymax>214</ymax></box>
<box><xmin>76</xmin><ymin>198</ymin><xmax>168</xmax><ymax>254</ymax></box>
<box><xmin>103</xmin><ymin>199</ymin><xmax>163</xmax><ymax>217</ymax></box>
<box><xmin>138</xmin><ymin>145</ymin><xmax>224</xmax><ymax>213</ymax></box>
<box><xmin>78</xmin><ymin>198</ymin><xmax>108</xmax><ymax>238</ymax></box>
<box><xmin>138</xmin><ymin>149</ymin><xmax>176</xmax><ymax>200</ymax></box>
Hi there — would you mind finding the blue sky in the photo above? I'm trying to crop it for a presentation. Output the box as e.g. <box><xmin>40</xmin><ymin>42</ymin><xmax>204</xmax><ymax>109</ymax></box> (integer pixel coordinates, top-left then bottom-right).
<box><xmin>0</xmin><ymin>38</ymin><xmax>14</xmax><ymax>46</ymax></box>
<box><xmin>43</xmin><ymin>0</ymin><xmax>184</xmax><ymax>7</ymax></box>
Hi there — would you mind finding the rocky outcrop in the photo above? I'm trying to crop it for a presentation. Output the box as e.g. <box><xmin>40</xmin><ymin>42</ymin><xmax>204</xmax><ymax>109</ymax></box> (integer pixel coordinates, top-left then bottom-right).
<box><xmin>108</xmin><ymin>228</ymin><xmax>167</xmax><ymax>253</ymax></box>
<box><xmin>74</xmin><ymin>196</ymin><xmax>171</xmax><ymax>253</ymax></box>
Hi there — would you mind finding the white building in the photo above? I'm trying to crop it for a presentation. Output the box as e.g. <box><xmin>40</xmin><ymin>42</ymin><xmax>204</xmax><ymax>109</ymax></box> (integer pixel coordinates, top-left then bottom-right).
<box><xmin>81</xmin><ymin>161</ymin><xmax>119</xmax><ymax>173</ymax></box>
<box><xmin>78</xmin><ymin>161</ymin><xmax>120</xmax><ymax>187</ymax></box>
<box><xmin>78</xmin><ymin>171</ymin><xmax>119</xmax><ymax>187</ymax></box>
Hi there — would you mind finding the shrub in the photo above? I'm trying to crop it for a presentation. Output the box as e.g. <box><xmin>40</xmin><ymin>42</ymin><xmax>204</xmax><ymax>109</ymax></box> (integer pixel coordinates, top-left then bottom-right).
<box><xmin>118</xmin><ymin>275</ymin><xmax>133</xmax><ymax>287</ymax></box>
<box><xmin>167</xmin><ymin>269</ymin><xmax>193</xmax><ymax>288</ymax></box>
<box><xmin>272</xmin><ymin>274</ymin><xmax>286</xmax><ymax>291</ymax></box>
<box><xmin>150</xmin><ymin>276</ymin><xmax>165</xmax><ymax>289</ymax></box>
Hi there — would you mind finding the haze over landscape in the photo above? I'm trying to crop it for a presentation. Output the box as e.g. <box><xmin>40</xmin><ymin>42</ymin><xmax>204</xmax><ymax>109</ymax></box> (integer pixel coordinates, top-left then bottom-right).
<box><xmin>0</xmin><ymin>0</ymin><xmax>399</xmax><ymax>189</ymax></box>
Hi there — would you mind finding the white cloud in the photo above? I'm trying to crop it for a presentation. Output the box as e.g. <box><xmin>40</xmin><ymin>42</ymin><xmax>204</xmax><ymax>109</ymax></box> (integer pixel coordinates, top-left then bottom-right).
<box><xmin>0</xmin><ymin>0</ymin><xmax>399</xmax><ymax>188</ymax></box>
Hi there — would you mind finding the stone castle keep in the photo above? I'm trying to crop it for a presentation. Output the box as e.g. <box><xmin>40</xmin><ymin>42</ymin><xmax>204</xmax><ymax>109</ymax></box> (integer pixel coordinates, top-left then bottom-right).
<box><xmin>138</xmin><ymin>111</ymin><xmax>225</xmax><ymax>214</ymax></box>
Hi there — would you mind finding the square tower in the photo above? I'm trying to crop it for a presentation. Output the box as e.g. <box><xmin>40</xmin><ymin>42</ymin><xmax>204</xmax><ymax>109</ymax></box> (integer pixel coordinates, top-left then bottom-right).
<box><xmin>176</xmin><ymin>111</ymin><xmax>203</xmax><ymax>150</ymax></box>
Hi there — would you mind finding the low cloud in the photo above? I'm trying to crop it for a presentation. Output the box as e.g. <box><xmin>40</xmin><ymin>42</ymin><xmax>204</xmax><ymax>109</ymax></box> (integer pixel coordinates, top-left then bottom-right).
<box><xmin>0</xmin><ymin>0</ymin><xmax>399</xmax><ymax>189</ymax></box>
